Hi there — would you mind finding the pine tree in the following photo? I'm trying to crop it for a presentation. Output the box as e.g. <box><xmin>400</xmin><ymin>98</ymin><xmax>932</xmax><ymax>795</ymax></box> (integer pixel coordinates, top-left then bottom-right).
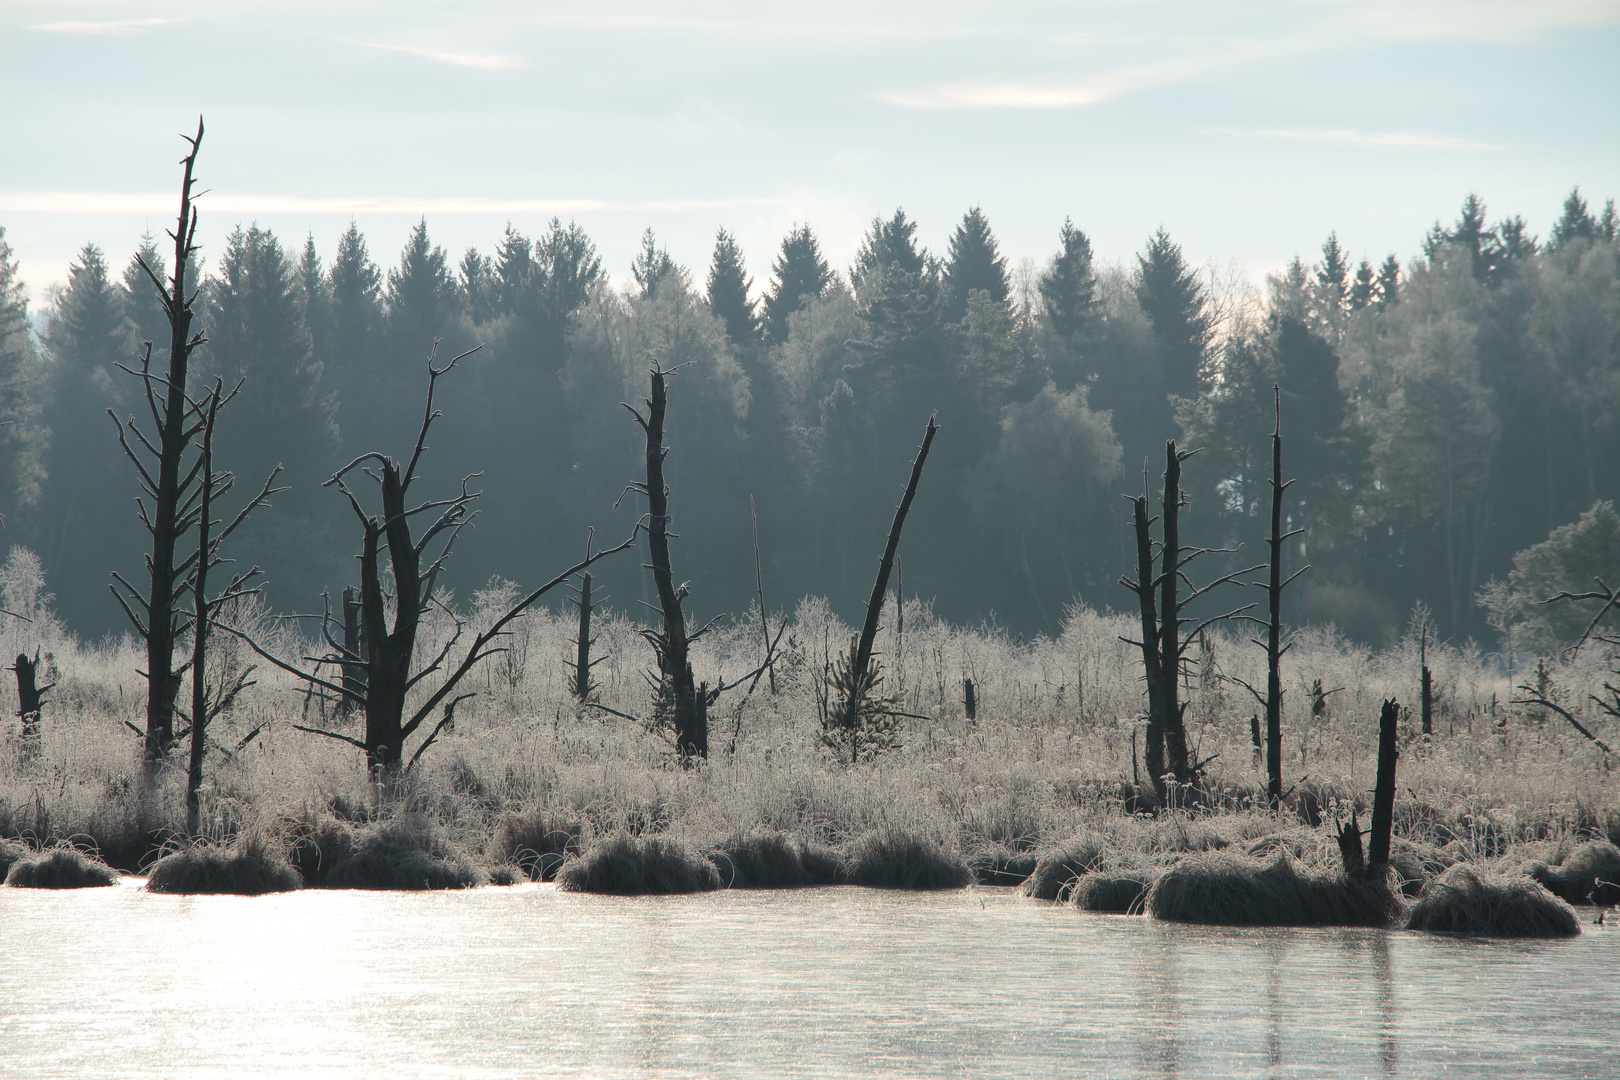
<box><xmin>1550</xmin><ymin>187</ymin><xmax>1597</xmax><ymax>249</ymax></box>
<box><xmin>631</xmin><ymin>228</ymin><xmax>680</xmax><ymax>300</ymax></box>
<box><xmin>1134</xmin><ymin>227</ymin><xmax>1211</xmax><ymax>400</ymax></box>
<box><xmin>763</xmin><ymin>223</ymin><xmax>832</xmax><ymax>345</ymax></box>
<box><xmin>326</xmin><ymin>221</ymin><xmax>382</xmax><ymax>453</ymax></box>
<box><xmin>1600</xmin><ymin>199</ymin><xmax>1618</xmax><ymax>242</ymax></box>
<box><xmin>1038</xmin><ymin>218</ymin><xmax>1099</xmax><ymax>346</ymax></box>
<box><xmin>705</xmin><ymin>227</ymin><xmax>757</xmax><ymax>347</ymax></box>
<box><xmin>942</xmin><ymin>207</ymin><xmax>1009</xmax><ymax>325</ymax></box>
<box><xmin>851</xmin><ymin>208</ymin><xmax>944</xmax><ymax>398</ymax></box>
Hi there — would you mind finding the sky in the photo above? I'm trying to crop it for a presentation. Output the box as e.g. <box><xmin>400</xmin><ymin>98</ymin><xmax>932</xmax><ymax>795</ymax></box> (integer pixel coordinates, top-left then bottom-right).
<box><xmin>2</xmin><ymin>0</ymin><xmax>1617</xmax><ymax>305</ymax></box>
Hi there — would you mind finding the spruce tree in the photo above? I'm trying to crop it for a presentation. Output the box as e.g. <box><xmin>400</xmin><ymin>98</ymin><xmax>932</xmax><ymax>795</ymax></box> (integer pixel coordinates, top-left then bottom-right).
<box><xmin>460</xmin><ymin>246</ymin><xmax>497</xmax><ymax>326</ymax></box>
<box><xmin>1377</xmin><ymin>255</ymin><xmax>1400</xmax><ymax>308</ymax></box>
<box><xmin>1550</xmin><ymin>187</ymin><xmax>1597</xmax><ymax>249</ymax></box>
<box><xmin>1134</xmin><ymin>227</ymin><xmax>1210</xmax><ymax>400</ymax></box>
<box><xmin>386</xmin><ymin>218</ymin><xmax>463</xmax><ymax>351</ymax></box>
<box><xmin>298</xmin><ymin>233</ymin><xmax>330</xmax><ymax>358</ymax></box>
<box><xmin>204</xmin><ymin>225</ymin><xmax>336</xmax><ymax>510</ymax></box>
<box><xmin>705</xmin><ymin>227</ymin><xmax>757</xmax><ymax>348</ymax></box>
<box><xmin>493</xmin><ymin>223</ymin><xmax>533</xmax><ymax>318</ymax></box>
<box><xmin>1038</xmin><ymin>217</ymin><xmax>1099</xmax><ymax>346</ymax></box>
<box><xmin>1315</xmin><ymin>233</ymin><xmax>1349</xmax><ymax>321</ymax></box>
<box><xmin>942</xmin><ymin>206</ymin><xmax>1009</xmax><ymax>325</ymax></box>
<box><xmin>631</xmin><ymin>228</ymin><xmax>680</xmax><ymax>300</ymax></box>
<box><xmin>763</xmin><ymin>223</ymin><xmax>831</xmax><ymax>345</ymax></box>
<box><xmin>0</xmin><ymin>228</ymin><xmax>43</xmax><ymax>517</ymax></box>
<box><xmin>1349</xmin><ymin>259</ymin><xmax>1377</xmax><ymax>311</ymax></box>
<box><xmin>121</xmin><ymin>234</ymin><xmax>170</xmax><ymax>353</ymax></box>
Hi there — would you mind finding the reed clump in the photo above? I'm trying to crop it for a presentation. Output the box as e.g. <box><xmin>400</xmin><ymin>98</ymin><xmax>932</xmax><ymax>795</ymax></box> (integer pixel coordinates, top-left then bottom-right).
<box><xmin>323</xmin><ymin>815</ymin><xmax>487</xmax><ymax>890</ymax></box>
<box><xmin>278</xmin><ymin>811</ymin><xmax>356</xmax><ymax>887</ymax></box>
<box><xmin>555</xmin><ymin>833</ymin><xmax>721</xmax><ymax>894</ymax></box>
<box><xmin>1019</xmin><ymin>831</ymin><xmax>1111</xmax><ymax>900</ymax></box>
<box><xmin>711</xmin><ymin>828</ymin><xmax>843</xmax><ymax>888</ymax></box>
<box><xmin>1146</xmin><ymin>852</ymin><xmax>1404</xmax><ymax>927</ymax></box>
<box><xmin>487</xmin><ymin>864</ymin><xmax>527</xmax><ymax>886</ymax></box>
<box><xmin>5</xmin><ymin>845</ymin><xmax>119</xmax><ymax>888</ymax></box>
<box><xmin>1069</xmin><ymin>870</ymin><xmax>1154</xmax><ymax>913</ymax></box>
<box><xmin>1405</xmin><ymin>865</ymin><xmax>1581</xmax><ymax>937</ymax></box>
<box><xmin>145</xmin><ymin>833</ymin><xmax>302</xmax><ymax>895</ymax></box>
<box><xmin>843</xmin><ymin>828</ymin><xmax>972</xmax><ymax>890</ymax></box>
<box><xmin>489</xmin><ymin>811</ymin><xmax>582</xmax><ymax>882</ymax></box>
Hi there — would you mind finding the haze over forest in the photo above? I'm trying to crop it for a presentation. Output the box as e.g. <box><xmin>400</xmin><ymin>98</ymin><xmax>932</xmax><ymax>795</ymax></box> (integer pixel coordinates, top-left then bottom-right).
<box><xmin>0</xmin><ymin>2</ymin><xmax>1617</xmax><ymax>652</ymax></box>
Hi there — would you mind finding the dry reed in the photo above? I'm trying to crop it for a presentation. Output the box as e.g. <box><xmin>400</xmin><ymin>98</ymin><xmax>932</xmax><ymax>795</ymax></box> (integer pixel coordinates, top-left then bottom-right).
<box><xmin>1405</xmin><ymin>865</ymin><xmax>1581</xmax><ymax>937</ymax></box>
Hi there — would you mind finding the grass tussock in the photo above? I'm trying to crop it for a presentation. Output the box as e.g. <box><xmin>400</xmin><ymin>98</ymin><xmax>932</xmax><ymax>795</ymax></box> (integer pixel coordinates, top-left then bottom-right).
<box><xmin>1405</xmin><ymin>865</ymin><xmax>1581</xmax><ymax>937</ymax></box>
<box><xmin>968</xmin><ymin>844</ymin><xmax>1040</xmax><ymax>886</ymax></box>
<box><xmin>278</xmin><ymin>811</ymin><xmax>356</xmax><ymax>887</ymax></box>
<box><xmin>5</xmin><ymin>846</ymin><xmax>119</xmax><ymax>888</ymax></box>
<box><xmin>489</xmin><ymin>811</ymin><xmax>582</xmax><ymax>882</ymax></box>
<box><xmin>555</xmin><ymin>833</ymin><xmax>721</xmax><ymax>894</ymax></box>
<box><xmin>1146</xmin><ymin>852</ymin><xmax>1404</xmax><ymax>927</ymax></box>
<box><xmin>487</xmin><ymin>864</ymin><xmax>527</xmax><ymax>886</ymax></box>
<box><xmin>145</xmin><ymin>833</ymin><xmax>302</xmax><ymax>895</ymax></box>
<box><xmin>843</xmin><ymin>828</ymin><xmax>973</xmax><ymax>890</ymax></box>
<box><xmin>1528</xmin><ymin>840</ymin><xmax>1620</xmax><ymax>906</ymax></box>
<box><xmin>711</xmin><ymin>828</ymin><xmax>844</xmax><ymax>888</ymax></box>
<box><xmin>1069</xmin><ymin>870</ymin><xmax>1154</xmax><ymax>914</ymax></box>
<box><xmin>323</xmin><ymin>815</ymin><xmax>487</xmax><ymax>891</ymax></box>
<box><xmin>1019</xmin><ymin>831</ymin><xmax>1111</xmax><ymax>900</ymax></box>
<box><xmin>0</xmin><ymin>836</ymin><xmax>29</xmax><ymax>877</ymax></box>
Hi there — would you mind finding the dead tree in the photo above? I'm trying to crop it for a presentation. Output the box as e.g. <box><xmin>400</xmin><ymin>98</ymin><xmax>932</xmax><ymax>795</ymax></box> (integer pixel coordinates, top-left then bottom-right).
<box><xmin>108</xmin><ymin>117</ymin><xmax>209</xmax><ymax>760</ymax></box>
<box><xmin>11</xmin><ymin>649</ymin><xmax>51</xmax><ymax>738</ymax></box>
<box><xmin>339</xmin><ymin>585</ymin><xmax>366</xmax><ymax>715</ymax></box>
<box><xmin>623</xmin><ymin>362</ymin><xmax>713</xmax><ymax>759</ymax></box>
<box><xmin>822</xmin><ymin>414</ymin><xmax>938</xmax><ymax>764</ymax></box>
<box><xmin>183</xmin><ymin>382</ymin><xmax>280</xmax><ymax>834</ymax></box>
<box><xmin>1506</xmin><ymin>580</ymin><xmax>1618</xmax><ymax>756</ymax></box>
<box><xmin>1236</xmin><ymin>389</ymin><xmax>1309</xmax><ymax>810</ymax></box>
<box><xmin>223</xmin><ymin>347</ymin><xmax>639</xmax><ymax>774</ymax></box>
<box><xmin>1120</xmin><ymin>442</ymin><xmax>1259</xmax><ymax>800</ymax></box>
<box><xmin>1368</xmin><ymin>698</ymin><xmax>1400</xmax><ymax>867</ymax></box>
<box><xmin>1419</xmin><ymin>619</ymin><xmax>1434</xmax><ymax>737</ymax></box>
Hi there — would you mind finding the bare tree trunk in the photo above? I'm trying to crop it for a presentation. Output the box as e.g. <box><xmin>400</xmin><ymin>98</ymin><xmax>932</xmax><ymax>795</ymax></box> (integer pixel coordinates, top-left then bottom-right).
<box><xmin>340</xmin><ymin>585</ymin><xmax>365</xmax><ymax>715</ymax></box>
<box><xmin>140</xmin><ymin>119</ymin><xmax>205</xmax><ymax>761</ymax></box>
<box><xmin>1127</xmin><ymin>484</ymin><xmax>1168</xmax><ymax>790</ymax></box>
<box><xmin>1263</xmin><ymin>387</ymin><xmax>1306</xmax><ymax>811</ymax></box>
<box><xmin>570</xmin><ymin>571</ymin><xmax>596</xmax><ymax>701</ymax></box>
<box><xmin>635</xmin><ymin>365</ymin><xmax>705</xmax><ymax>759</ymax></box>
<box><xmin>1157</xmin><ymin>442</ymin><xmax>1192</xmax><ymax>786</ymax></box>
<box><xmin>12</xmin><ymin>650</ymin><xmax>49</xmax><ymax>737</ymax></box>
<box><xmin>185</xmin><ymin>389</ymin><xmax>218</xmax><ymax>835</ymax></box>
<box><xmin>1368</xmin><ymin>698</ymin><xmax>1400</xmax><ymax>867</ymax></box>
<box><xmin>1420</xmin><ymin>628</ymin><xmax>1434</xmax><ymax>739</ymax></box>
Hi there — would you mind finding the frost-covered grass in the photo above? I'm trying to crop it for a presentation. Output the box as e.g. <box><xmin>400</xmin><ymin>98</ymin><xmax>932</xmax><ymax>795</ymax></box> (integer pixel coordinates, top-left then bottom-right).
<box><xmin>2</xmin><ymin>577</ymin><xmax>1617</xmax><ymax>894</ymax></box>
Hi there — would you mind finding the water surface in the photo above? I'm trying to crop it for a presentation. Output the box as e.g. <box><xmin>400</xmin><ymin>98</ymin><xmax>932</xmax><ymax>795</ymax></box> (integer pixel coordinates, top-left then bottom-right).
<box><xmin>2</xmin><ymin>881</ymin><xmax>1613</xmax><ymax>1078</ymax></box>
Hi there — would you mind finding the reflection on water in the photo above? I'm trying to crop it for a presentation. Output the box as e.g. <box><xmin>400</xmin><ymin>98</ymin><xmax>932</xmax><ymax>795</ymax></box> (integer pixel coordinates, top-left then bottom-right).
<box><xmin>0</xmin><ymin>880</ymin><xmax>1612</xmax><ymax>1079</ymax></box>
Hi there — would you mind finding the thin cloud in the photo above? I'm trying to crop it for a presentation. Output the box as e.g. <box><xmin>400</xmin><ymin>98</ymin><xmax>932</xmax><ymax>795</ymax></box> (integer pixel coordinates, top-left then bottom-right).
<box><xmin>877</xmin><ymin>44</ymin><xmax>1294</xmax><ymax>110</ymax></box>
<box><xmin>1209</xmin><ymin>127</ymin><xmax>1511</xmax><ymax>152</ymax></box>
<box><xmin>0</xmin><ymin>192</ymin><xmax>793</xmax><ymax>216</ymax></box>
<box><xmin>28</xmin><ymin>18</ymin><xmax>178</xmax><ymax>35</ymax></box>
<box><xmin>358</xmin><ymin>41</ymin><xmax>527</xmax><ymax>72</ymax></box>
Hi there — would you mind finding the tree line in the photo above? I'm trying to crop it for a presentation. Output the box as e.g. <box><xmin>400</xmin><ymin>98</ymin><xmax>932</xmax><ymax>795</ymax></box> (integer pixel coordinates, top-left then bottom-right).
<box><xmin>1</xmin><ymin>185</ymin><xmax>1617</xmax><ymax>647</ymax></box>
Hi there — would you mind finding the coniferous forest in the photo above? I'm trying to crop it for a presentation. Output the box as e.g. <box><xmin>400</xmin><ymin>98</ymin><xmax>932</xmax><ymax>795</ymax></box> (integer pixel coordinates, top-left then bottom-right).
<box><xmin>1</xmin><ymin>187</ymin><xmax>1618</xmax><ymax>650</ymax></box>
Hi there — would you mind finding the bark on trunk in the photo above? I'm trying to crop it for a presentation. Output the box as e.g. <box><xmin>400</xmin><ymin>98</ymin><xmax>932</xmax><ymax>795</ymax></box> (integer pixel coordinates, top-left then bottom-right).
<box><xmin>1368</xmin><ymin>698</ymin><xmax>1400</xmax><ymax>867</ymax></box>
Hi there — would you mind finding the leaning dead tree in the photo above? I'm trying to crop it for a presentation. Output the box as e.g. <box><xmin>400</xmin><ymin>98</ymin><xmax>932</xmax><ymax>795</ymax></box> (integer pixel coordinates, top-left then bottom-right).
<box><xmin>1120</xmin><ymin>441</ymin><xmax>1259</xmax><ymax>800</ymax></box>
<box><xmin>821</xmin><ymin>414</ymin><xmax>938</xmax><ymax>765</ymax></box>
<box><xmin>108</xmin><ymin>117</ymin><xmax>210</xmax><ymax>760</ymax></box>
<box><xmin>222</xmin><ymin>346</ymin><xmax>639</xmax><ymax>774</ymax></box>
